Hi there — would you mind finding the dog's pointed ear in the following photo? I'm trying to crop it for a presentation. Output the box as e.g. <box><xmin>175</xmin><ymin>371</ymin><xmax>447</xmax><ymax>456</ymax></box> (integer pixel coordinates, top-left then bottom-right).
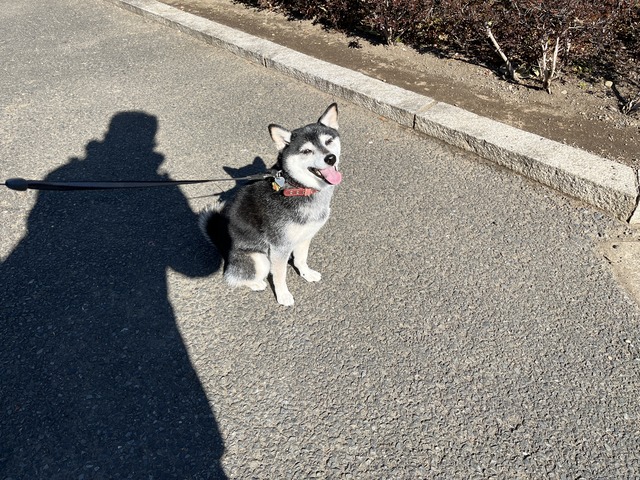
<box><xmin>318</xmin><ymin>103</ymin><xmax>339</xmax><ymax>130</ymax></box>
<box><xmin>268</xmin><ymin>124</ymin><xmax>291</xmax><ymax>151</ymax></box>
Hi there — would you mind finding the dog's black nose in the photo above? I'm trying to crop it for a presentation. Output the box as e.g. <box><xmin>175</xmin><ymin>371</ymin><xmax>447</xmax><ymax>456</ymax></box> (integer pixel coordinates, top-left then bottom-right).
<box><xmin>324</xmin><ymin>154</ymin><xmax>337</xmax><ymax>166</ymax></box>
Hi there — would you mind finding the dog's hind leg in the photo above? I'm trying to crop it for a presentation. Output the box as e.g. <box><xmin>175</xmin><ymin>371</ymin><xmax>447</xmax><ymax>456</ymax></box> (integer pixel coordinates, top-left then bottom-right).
<box><xmin>293</xmin><ymin>239</ymin><xmax>321</xmax><ymax>282</ymax></box>
<box><xmin>225</xmin><ymin>251</ymin><xmax>269</xmax><ymax>291</ymax></box>
<box><xmin>270</xmin><ymin>250</ymin><xmax>294</xmax><ymax>306</ymax></box>
<box><xmin>246</xmin><ymin>252</ymin><xmax>269</xmax><ymax>291</ymax></box>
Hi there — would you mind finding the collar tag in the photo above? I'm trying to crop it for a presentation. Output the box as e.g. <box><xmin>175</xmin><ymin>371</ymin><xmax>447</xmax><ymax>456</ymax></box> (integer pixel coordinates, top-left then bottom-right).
<box><xmin>272</xmin><ymin>176</ymin><xmax>286</xmax><ymax>191</ymax></box>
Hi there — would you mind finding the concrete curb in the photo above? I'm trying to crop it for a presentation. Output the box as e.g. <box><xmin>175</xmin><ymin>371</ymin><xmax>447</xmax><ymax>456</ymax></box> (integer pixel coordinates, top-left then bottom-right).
<box><xmin>106</xmin><ymin>0</ymin><xmax>640</xmax><ymax>223</ymax></box>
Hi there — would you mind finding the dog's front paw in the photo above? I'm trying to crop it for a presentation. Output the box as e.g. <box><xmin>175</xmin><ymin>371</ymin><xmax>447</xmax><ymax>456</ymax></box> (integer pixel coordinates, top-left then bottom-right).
<box><xmin>300</xmin><ymin>268</ymin><xmax>322</xmax><ymax>282</ymax></box>
<box><xmin>276</xmin><ymin>290</ymin><xmax>295</xmax><ymax>307</ymax></box>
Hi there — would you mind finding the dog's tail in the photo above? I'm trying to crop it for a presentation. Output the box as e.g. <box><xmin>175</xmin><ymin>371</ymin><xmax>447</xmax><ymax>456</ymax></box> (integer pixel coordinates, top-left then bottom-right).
<box><xmin>199</xmin><ymin>202</ymin><xmax>231</xmax><ymax>257</ymax></box>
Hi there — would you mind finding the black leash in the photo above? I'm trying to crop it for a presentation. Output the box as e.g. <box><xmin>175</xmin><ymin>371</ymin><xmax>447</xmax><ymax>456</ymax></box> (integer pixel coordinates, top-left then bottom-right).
<box><xmin>1</xmin><ymin>173</ymin><xmax>273</xmax><ymax>192</ymax></box>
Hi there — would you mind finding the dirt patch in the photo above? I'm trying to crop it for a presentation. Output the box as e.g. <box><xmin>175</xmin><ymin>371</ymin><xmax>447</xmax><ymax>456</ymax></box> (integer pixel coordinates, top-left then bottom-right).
<box><xmin>162</xmin><ymin>0</ymin><xmax>639</xmax><ymax>169</ymax></box>
<box><xmin>600</xmin><ymin>226</ymin><xmax>640</xmax><ymax>307</ymax></box>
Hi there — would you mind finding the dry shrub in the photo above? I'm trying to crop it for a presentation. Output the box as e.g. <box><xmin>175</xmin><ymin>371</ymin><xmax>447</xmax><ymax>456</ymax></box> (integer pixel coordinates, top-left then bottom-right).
<box><xmin>233</xmin><ymin>0</ymin><xmax>639</xmax><ymax>104</ymax></box>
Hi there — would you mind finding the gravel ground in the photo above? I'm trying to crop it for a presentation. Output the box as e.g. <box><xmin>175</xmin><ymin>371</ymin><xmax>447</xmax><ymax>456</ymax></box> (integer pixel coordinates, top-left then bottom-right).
<box><xmin>1</xmin><ymin>1</ymin><xmax>640</xmax><ymax>478</ymax></box>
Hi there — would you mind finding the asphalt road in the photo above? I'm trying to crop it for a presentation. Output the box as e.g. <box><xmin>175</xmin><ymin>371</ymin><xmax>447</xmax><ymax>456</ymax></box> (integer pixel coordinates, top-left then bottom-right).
<box><xmin>1</xmin><ymin>1</ymin><xmax>640</xmax><ymax>478</ymax></box>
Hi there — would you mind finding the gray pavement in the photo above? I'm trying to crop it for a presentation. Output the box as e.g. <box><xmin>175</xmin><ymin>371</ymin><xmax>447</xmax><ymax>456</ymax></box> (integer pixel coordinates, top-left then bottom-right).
<box><xmin>1</xmin><ymin>1</ymin><xmax>640</xmax><ymax>478</ymax></box>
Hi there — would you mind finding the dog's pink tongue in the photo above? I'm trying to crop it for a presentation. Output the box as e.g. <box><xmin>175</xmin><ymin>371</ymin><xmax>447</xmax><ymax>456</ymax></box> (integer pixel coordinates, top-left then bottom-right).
<box><xmin>320</xmin><ymin>166</ymin><xmax>342</xmax><ymax>185</ymax></box>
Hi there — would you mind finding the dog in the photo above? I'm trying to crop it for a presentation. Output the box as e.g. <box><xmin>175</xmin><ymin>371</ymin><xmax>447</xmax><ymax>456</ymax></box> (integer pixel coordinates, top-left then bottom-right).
<box><xmin>200</xmin><ymin>103</ymin><xmax>342</xmax><ymax>306</ymax></box>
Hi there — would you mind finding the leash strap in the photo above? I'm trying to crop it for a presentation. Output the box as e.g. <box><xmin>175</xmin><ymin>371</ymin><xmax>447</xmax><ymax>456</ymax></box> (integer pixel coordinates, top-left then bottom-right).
<box><xmin>2</xmin><ymin>173</ymin><xmax>272</xmax><ymax>192</ymax></box>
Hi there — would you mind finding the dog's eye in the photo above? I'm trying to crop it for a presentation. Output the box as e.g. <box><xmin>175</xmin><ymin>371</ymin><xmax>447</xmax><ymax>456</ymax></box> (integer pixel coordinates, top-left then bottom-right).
<box><xmin>326</xmin><ymin>138</ymin><xmax>333</xmax><ymax>146</ymax></box>
<box><xmin>301</xmin><ymin>149</ymin><xmax>313</xmax><ymax>155</ymax></box>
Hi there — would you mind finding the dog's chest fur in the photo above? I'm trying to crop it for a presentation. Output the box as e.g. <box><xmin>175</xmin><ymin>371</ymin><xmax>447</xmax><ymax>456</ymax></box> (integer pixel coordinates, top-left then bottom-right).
<box><xmin>283</xmin><ymin>218</ymin><xmax>325</xmax><ymax>245</ymax></box>
<box><xmin>280</xmin><ymin>188</ymin><xmax>332</xmax><ymax>246</ymax></box>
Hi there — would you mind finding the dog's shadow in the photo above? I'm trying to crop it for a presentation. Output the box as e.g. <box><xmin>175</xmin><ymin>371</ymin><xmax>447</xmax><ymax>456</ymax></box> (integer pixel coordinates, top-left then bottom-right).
<box><xmin>0</xmin><ymin>112</ymin><xmax>227</xmax><ymax>478</ymax></box>
<box><xmin>219</xmin><ymin>156</ymin><xmax>271</xmax><ymax>203</ymax></box>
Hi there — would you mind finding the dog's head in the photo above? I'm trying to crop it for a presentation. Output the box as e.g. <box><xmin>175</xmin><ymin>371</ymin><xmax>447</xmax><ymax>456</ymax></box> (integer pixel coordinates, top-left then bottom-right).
<box><xmin>268</xmin><ymin>103</ymin><xmax>342</xmax><ymax>191</ymax></box>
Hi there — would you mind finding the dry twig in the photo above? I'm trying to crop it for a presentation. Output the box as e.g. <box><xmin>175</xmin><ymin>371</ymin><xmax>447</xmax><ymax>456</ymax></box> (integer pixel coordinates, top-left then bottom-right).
<box><xmin>485</xmin><ymin>23</ymin><xmax>520</xmax><ymax>83</ymax></box>
<box><xmin>539</xmin><ymin>36</ymin><xmax>561</xmax><ymax>94</ymax></box>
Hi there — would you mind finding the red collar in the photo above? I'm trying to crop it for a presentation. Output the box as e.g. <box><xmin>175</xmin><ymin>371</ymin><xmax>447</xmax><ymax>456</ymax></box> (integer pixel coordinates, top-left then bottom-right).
<box><xmin>282</xmin><ymin>187</ymin><xmax>318</xmax><ymax>197</ymax></box>
<box><xmin>272</xmin><ymin>175</ymin><xmax>318</xmax><ymax>196</ymax></box>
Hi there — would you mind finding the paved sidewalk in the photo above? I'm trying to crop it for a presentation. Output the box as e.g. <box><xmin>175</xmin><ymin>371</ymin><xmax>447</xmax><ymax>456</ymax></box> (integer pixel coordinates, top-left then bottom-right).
<box><xmin>2</xmin><ymin>0</ymin><xmax>640</xmax><ymax>478</ymax></box>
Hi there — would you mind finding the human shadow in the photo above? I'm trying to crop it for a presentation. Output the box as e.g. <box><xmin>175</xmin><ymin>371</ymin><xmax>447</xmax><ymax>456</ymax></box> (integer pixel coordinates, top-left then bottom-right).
<box><xmin>0</xmin><ymin>112</ymin><xmax>227</xmax><ymax>479</ymax></box>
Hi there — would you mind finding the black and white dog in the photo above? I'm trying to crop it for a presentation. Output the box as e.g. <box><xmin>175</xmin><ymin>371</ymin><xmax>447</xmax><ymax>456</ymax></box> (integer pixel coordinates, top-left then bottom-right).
<box><xmin>200</xmin><ymin>104</ymin><xmax>342</xmax><ymax>306</ymax></box>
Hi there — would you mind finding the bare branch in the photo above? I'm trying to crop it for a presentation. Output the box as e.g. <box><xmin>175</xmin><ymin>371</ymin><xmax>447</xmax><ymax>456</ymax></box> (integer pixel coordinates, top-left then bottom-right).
<box><xmin>485</xmin><ymin>23</ymin><xmax>520</xmax><ymax>83</ymax></box>
<box><xmin>540</xmin><ymin>36</ymin><xmax>561</xmax><ymax>94</ymax></box>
